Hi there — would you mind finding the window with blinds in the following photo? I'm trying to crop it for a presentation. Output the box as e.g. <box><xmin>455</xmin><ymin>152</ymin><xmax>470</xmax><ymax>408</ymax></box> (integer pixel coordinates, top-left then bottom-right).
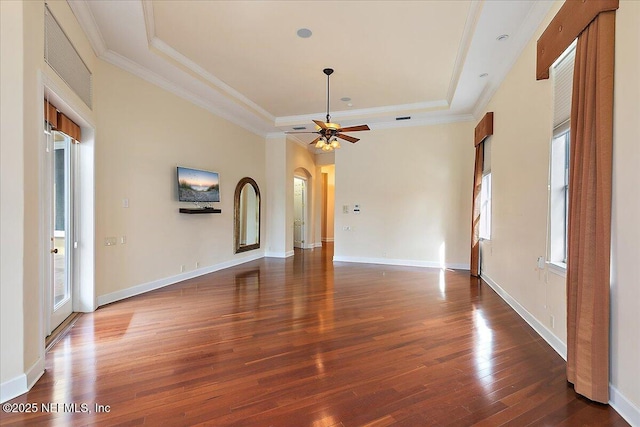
<box><xmin>548</xmin><ymin>42</ymin><xmax>576</xmax><ymax>270</ymax></box>
<box><xmin>552</xmin><ymin>42</ymin><xmax>576</xmax><ymax>129</ymax></box>
<box><xmin>44</xmin><ymin>5</ymin><xmax>92</xmax><ymax>109</ymax></box>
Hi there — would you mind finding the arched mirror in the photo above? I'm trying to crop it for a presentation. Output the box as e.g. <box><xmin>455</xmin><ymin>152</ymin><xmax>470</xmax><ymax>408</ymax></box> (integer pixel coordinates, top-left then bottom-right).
<box><xmin>234</xmin><ymin>177</ymin><xmax>261</xmax><ymax>253</ymax></box>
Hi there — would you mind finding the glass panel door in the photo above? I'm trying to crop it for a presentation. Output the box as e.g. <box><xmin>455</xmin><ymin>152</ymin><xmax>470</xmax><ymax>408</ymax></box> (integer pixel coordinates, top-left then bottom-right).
<box><xmin>49</xmin><ymin>130</ymin><xmax>73</xmax><ymax>334</ymax></box>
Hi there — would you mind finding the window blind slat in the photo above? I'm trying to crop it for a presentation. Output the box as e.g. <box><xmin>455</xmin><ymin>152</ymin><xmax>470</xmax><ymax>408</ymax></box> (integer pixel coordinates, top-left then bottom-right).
<box><xmin>552</xmin><ymin>46</ymin><xmax>576</xmax><ymax>128</ymax></box>
<box><xmin>45</xmin><ymin>5</ymin><xmax>92</xmax><ymax>109</ymax></box>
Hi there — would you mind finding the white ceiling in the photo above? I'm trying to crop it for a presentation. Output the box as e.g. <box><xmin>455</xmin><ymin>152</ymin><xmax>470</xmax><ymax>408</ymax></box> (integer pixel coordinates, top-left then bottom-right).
<box><xmin>68</xmin><ymin>0</ymin><xmax>554</xmax><ymax>139</ymax></box>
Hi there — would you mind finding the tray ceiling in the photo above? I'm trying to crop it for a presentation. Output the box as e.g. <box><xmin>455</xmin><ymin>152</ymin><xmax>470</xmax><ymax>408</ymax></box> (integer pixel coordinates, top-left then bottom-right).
<box><xmin>69</xmin><ymin>0</ymin><xmax>554</xmax><ymax>136</ymax></box>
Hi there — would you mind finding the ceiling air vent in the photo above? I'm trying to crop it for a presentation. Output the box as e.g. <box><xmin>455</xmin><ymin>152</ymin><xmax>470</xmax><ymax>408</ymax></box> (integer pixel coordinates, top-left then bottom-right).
<box><xmin>396</xmin><ymin>116</ymin><xmax>411</xmax><ymax>121</ymax></box>
<box><xmin>292</xmin><ymin>126</ymin><xmax>307</xmax><ymax>130</ymax></box>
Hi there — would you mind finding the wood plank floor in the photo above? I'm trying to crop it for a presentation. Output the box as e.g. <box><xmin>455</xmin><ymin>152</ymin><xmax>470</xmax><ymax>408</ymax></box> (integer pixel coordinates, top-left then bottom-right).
<box><xmin>1</xmin><ymin>244</ymin><xmax>628</xmax><ymax>426</ymax></box>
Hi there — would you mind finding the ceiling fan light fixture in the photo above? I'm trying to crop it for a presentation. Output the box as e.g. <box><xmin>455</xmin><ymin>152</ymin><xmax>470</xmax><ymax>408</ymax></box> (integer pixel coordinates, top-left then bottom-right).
<box><xmin>285</xmin><ymin>68</ymin><xmax>369</xmax><ymax>148</ymax></box>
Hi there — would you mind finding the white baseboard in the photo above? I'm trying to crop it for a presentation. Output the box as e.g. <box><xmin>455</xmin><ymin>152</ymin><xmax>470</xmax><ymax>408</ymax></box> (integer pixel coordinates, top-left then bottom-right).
<box><xmin>610</xmin><ymin>384</ymin><xmax>640</xmax><ymax>427</ymax></box>
<box><xmin>481</xmin><ymin>273</ymin><xmax>567</xmax><ymax>359</ymax></box>
<box><xmin>265</xmin><ymin>250</ymin><xmax>295</xmax><ymax>258</ymax></box>
<box><xmin>481</xmin><ymin>273</ymin><xmax>640</xmax><ymax>426</ymax></box>
<box><xmin>26</xmin><ymin>356</ymin><xmax>45</xmax><ymax>393</ymax></box>
<box><xmin>0</xmin><ymin>355</ymin><xmax>41</xmax><ymax>403</ymax></box>
<box><xmin>312</xmin><ymin>242</ymin><xmax>323</xmax><ymax>248</ymax></box>
<box><xmin>333</xmin><ymin>255</ymin><xmax>469</xmax><ymax>270</ymax></box>
<box><xmin>97</xmin><ymin>252</ymin><xmax>265</xmax><ymax>307</ymax></box>
<box><xmin>0</xmin><ymin>373</ymin><xmax>27</xmax><ymax>403</ymax></box>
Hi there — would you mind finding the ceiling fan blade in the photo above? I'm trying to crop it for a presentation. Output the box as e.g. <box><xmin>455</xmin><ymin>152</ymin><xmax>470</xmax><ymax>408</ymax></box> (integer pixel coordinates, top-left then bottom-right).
<box><xmin>336</xmin><ymin>133</ymin><xmax>359</xmax><ymax>143</ymax></box>
<box><xmin>309</xmin><ymin>136</ymin><xmax>321</xmax><ymax>145</ymax></box>
<box><xmin>339</xmin><ymin>124</ymin><xmax>370</xmax><ymax>132</ymax></box>
<box><xmin>313</xmin><ymin>120</ymin><xmax>328</xmax><ymax>130</ymax></box>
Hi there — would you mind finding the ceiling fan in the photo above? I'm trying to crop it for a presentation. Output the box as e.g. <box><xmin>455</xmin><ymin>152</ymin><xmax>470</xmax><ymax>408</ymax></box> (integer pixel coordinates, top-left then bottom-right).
<box><xmin>286</xmin><ymin>68</ymin><xmax>370</xmax><ymax>151</ymax></box>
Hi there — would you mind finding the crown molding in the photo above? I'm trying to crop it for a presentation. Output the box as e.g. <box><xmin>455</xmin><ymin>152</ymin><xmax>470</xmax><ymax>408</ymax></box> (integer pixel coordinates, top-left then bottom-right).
<box><xmin>141</xmin><ymin>0</ymin><xmax>275</xmax><ymax>124</ymax></box>
<box><xmin>446</xmin><ymin>0</ymin><xmax>484</xmax><ymax>105</ymax></box>
<box><xmin>275</xmin><ymin>99</ymin><xmax>449</xmax><ymax>128</ymax></box>
<box><xmin>472</xmin><ymin>0</ymin><xmax>555</xmax><ymax>119</ymax></box>
<box><xmin>67</xmin><ymin>0</ymin><xmax>107</xmax><ymax>57</ymax></box>
<box><xmin>149</xmin><ymin>37</ymin><xmax>276</xmax><ymax>123</ymax></box>
<box><xmin>370</xmin><ymin>113</ymin><xmax>474</xmax><ymax>131</ymax></box>
<box><xmin>101</xmin><ymin>49</ymin><xmax>269</xmax><ymax>137</ymax></box>
<box><xmin>69</xmin><ymin>0</ymin><xmax>553</xmax><ymax>140</ymax></box>
<box><xmin>141</xmin><ymin>0</ymin><xmax>155</xmax><ymax>45</ymax></box>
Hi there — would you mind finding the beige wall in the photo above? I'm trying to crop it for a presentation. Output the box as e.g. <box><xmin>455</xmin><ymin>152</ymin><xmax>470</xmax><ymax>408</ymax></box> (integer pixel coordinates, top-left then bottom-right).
<box><xmin>479</xmin><ymin>0</ymin><xmax>639</xmax><ymax>417</ymax></box>
<box><xmin>1</xmin><ymin>0</ymin><xmax>98</xmax><ymax>394</ymax></box>
<box><xmin>2</xmin><ymin>0</ymin><xmax>637</xmax><ymax>419</ymax></box>
<box><xmin>611</xmin><ymin>0</ymin><xmax>640</xmax><ymax>414</ymax></box>
<box><xmin>265</xmin><ymin>135</ymin><xmax>287</xmax><ymax>256</ymax></box>
<box><xmin>321</xmin><ymin>165</ymin><xmax>336</xmax><ymax>242</ymax></box>
<box><xmin>1</xmin><ymin>0</ymin><xmax>26</xmax><ymax>387</ymax></box>
<box><xmin>94</xmin><ymin>59</ymin><xmax>265</xmax><ymax>298</ymax></box>
<box><xmin>0</xmin><ymin>0</ymin><xmax>265</xmax><ymax>400</ymax></box>
<box><xmin>334</xmin><ymin>122</ymin><xmax>474</xmax><ymax>267</ymax></box>
<box><xmin>287</xmin><ymin>139</ymin><xmax>321</xmax><ymax>251</ymax></box>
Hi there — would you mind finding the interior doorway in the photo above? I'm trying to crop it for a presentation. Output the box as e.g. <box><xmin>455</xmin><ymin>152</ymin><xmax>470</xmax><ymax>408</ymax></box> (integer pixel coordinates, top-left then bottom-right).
<box><xmin>293</xmin><ymin>177</ymin><xmax>306</xmax><ymax>249</ymax></box>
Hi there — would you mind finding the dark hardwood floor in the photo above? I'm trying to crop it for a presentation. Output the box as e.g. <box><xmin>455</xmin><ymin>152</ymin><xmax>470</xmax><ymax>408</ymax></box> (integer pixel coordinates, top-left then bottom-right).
<box><xmin>1</xmin><ymin>244</ymin><xmax>628</xmax><ymax>426</ymax></box>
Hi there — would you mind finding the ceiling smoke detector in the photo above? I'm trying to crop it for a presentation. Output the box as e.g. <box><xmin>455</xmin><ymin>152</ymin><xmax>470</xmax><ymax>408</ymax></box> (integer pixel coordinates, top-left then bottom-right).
<box><xmin>297</xmin><ymin>28</ymin><xmax>312</xmax><ymax>38</ymax></box>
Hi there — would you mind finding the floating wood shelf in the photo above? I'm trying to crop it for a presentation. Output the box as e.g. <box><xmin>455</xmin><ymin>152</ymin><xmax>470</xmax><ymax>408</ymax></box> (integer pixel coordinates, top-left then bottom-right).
<box><xmin>179</xmin><ymin>208</ymin><xmax>221</xmax><ymax>214</ymax></box>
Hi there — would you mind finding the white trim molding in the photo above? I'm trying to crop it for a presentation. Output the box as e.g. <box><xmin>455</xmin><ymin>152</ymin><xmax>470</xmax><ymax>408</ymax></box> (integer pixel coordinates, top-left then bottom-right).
<box><xmin>265</xmin><ymin>250</ymin><xmax>295</xmax><ymax>259</ymax></box>
<box><xmin>481</xmin><ymin>273</ymin><xmax>567</xmax><ymax>359</ymax></box>
<box><xmin>333</xmin><ymin>255</ymin><xmax>469</xmax><ymax>271</ymax></box>
<box><xmin>1</xmin><ymin>374</ymin><xmax>27</xmax><ymax>404</ymax></box>
<box><xmin>97</xmin><ymin>252</ymin><xmax>264</xmax><ymax>307</ymax></box>
<box><xmin>609</xmin><ymin>384</ymin><xmax>640</xmax><ymax>427</ymax></box>
<box><xmin>0</xmin><ymin>356</ymin><xmax>44</xmax><ymax>403</ymax></box>
<box><xmin>481</xmin><ymin>273</ymin><xmax>640</xmax><ymax>427</ymax></box>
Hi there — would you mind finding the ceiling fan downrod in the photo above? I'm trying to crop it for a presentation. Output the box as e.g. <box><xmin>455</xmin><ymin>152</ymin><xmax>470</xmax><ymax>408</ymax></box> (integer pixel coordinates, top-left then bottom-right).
<box><xmin>323</xmin><ymin>68</ymin><xmax>334</xmax><ymax>124</ymax></box>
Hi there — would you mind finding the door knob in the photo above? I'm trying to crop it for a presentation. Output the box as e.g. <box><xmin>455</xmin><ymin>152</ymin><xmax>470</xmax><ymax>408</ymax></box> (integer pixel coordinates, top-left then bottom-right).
<box><xmin>50</xmin><ymin>248</ymin><xmax>58</xmax><ymax>254</ymax></box>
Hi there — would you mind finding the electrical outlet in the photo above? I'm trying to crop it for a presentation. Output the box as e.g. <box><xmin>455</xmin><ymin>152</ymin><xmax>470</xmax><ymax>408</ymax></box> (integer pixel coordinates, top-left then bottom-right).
<box><xmin>120</xmin><ymin>236</ymin><xmax>126</xmax><ymax>244</ymax></box>
<box><xmin>195</xmin><ymin>262</ymin><xmax>200</xmax><ymax>269</ymax></box>
<box><xmin>180</xmin><ymin>265</ymin><xmax>186</xmax><ymax>273</ymax></box>
<box><xmin>550</xmin><ymin>315</ymin><xmax>555</xmax><ymax>329</ymax></box>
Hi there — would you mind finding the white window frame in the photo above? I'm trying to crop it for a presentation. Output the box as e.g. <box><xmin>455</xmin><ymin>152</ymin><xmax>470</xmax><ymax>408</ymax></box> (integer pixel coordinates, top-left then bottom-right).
<box><xmin>547</xmin><ymin>42</ymin><xmax>576</xmax><ymax>275</ymax></box>
<box><xmin>549</xmin><ymin>123</ymin><xmax>570</xmax><ymax>272</ymax></box>
<box><xmin>479</xmin><ymin>172</ymin><xmax>492</xmax><ymax>241</ymax></box>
